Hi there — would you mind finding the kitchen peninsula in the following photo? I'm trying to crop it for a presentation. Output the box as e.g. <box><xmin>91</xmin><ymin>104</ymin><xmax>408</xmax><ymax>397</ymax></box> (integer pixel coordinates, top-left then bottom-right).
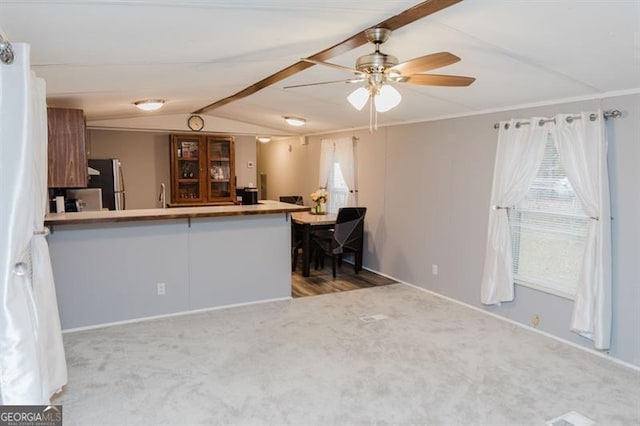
<box><xmin>45</xmin><ymin>201</ymin><xmax>308</xmax><ymax>329</ymax></box>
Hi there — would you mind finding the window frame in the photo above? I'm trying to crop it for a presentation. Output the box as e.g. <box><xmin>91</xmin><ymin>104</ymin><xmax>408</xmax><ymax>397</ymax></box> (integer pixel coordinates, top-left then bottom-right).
<box><xmin>508</xmin><ymin>135</ymin><xmax>589</xmax><ymax>301</ymax></box>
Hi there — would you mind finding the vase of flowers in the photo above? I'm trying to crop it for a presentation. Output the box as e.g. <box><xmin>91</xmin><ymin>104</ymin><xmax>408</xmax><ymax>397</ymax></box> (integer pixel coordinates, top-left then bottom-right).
<box><xmin>310</xmin><ymin>188</ymin><xmax>329</xmax><ymax>215</ymax></box>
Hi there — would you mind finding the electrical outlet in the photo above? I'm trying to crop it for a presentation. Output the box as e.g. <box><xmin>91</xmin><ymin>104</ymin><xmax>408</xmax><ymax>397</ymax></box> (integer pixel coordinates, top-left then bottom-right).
<box><xmin>157</xmin><ymin>282</ymin><xmax>166</xmax><ymax>296</ymax></box>
<box><xmin>432</xmin><ymin>264</ymin><xmax>439</xmax><ymax>275</ymax></box>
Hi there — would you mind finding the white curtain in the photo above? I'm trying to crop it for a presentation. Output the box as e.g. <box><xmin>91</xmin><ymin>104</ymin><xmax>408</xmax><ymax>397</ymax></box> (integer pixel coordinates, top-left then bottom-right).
<box><xmin>318</xmin><ymin>139</ymin><xmax>333</xmax><ymax>189</ymax></box>
<box><xmin>334</xmin><ymin>138</ymin><xmax>356</xmax><ymax>206</ymax></box>
<box><xmin>31</xmin><ymin>73</ymin><xmax>68</xmax><ymax>396</ymax></box>
<box><xmin>0</xmin><ymin>43</ymin><xmax>67</xmax><ymax>404</ymax></box>
<box><xmin>552</xmin><ymin>110</ymin><xmax>611</xmax><ymax>349</ymax></box>
<box><xmin>480</xmin><ymin>119</ymin><xmax>546</xmax><ymax>304</ymax></box>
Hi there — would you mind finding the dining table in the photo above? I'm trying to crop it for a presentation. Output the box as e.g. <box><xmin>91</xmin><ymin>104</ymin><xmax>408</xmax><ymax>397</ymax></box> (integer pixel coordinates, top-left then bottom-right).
<box><xmin>291</xmin><ymin>211</ymin><xmax>338</xmax><ymax>277</ymax></box>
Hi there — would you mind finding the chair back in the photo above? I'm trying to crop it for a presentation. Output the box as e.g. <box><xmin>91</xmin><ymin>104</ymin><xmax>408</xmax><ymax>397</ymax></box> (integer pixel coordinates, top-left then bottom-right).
<box><xmin>279</xmin><ymin>195</ymin><xmax>304</xmax><ymax>205</ymax></box>
<box><xmin>332</xmin><ymin>207</ymin><xmax>366</xmax><ymax>254</ymax></box>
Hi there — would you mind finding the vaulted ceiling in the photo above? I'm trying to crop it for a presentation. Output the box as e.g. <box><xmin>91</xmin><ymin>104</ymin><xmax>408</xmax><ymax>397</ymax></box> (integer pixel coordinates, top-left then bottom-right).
<box><xmin>2</xmin><ymin>0</ymin><xmax>639</xmax><ymax>135</ymax></box>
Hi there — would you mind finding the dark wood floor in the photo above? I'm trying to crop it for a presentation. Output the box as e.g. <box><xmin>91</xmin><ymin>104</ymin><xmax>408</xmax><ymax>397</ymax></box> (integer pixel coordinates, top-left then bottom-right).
<box><xmin>291</xmin><ymin>255</ymin><xmax>397</xmax><ymax>298</ymax></box>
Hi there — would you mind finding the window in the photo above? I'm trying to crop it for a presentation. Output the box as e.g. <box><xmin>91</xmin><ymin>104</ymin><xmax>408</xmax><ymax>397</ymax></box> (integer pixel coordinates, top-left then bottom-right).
<box><xmin>327</xmin><ymin>160</ymin><xmax>349</xmax><ymax>214</ymax></box>
<box><xmin>508</xmin><ymin>135</ymin><xmax>589</xmax><ymax>298</ymax></box>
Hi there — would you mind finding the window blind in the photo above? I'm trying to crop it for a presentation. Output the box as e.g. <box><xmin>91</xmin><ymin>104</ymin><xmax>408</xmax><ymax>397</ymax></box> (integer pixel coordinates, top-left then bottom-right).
<box><xmin>508</xmin><ymin>135</ymin><xmax>590</xmax><ymax>296</ymax></box>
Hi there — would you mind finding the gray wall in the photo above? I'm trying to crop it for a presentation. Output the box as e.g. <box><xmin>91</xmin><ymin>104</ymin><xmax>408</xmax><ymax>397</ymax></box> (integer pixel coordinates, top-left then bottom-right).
<box><xmin>49</xmin><ymin>215</ymin><xmax>291</xmax><ymax>329</ymax></box>
<box><xmin>87</xmin><ymin>130</ymin><xmax>258</xmax><ymax>208</ymax></box>
<box><xmin>258</xmin><ymin>94</ymin><xmax>640</xmax><ymax>366</ymax></box>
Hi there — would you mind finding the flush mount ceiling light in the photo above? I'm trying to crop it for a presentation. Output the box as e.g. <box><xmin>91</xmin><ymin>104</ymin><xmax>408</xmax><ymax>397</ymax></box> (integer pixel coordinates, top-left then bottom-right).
<box><xmin>134</xmin><ymin>99</ymin><xmax>165</xmax><ymax>111</ymax></box>
<box><xmin>256</xmin><ymin>136</ymin><xmax>272</xmax><ymax>143</ymax></box>
<box><xmin>284</xmin><ymin>116</ymin><xmax>306</xmax><ymax>127</ymax></box>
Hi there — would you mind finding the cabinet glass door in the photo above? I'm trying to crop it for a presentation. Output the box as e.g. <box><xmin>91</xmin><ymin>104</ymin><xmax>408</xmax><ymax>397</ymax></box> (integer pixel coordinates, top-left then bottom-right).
<box><xmin>207</xmin><ymin>138</ymin><xmax>233</xmax><ymax>201</ymax></box>
<box><xmin>176</xmin><ymin>139</ymin><xmax>202</xmax><ymax>202</ymax></box>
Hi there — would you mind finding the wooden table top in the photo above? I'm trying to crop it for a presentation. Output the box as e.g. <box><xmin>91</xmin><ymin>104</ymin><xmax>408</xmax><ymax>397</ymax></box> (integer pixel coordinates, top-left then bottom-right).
<box><xmin>291</xmin><ymin>211</ymin><xmax>338</xmax><ymax>225</ymax></box>
<box><xmin>45</xmin><ymin>201</ymin><xmax>309</xmax><ymax>226</ymax></box>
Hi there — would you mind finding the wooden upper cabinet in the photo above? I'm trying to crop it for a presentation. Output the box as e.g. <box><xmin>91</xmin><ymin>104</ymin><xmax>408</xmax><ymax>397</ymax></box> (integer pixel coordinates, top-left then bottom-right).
<box><xmin>47</xmin><ymin>107</ymin><xmax>88</xmax><ymax>188</ymax></box>
<box><xmin>206</xmin><ymin>136</ymin><xmax>236</xmax><ymax>203</ymax></box>
<box><xmin>169</xmin><ymin>134</ymin><xmax>236</xmax><ymax>206</ymax></box>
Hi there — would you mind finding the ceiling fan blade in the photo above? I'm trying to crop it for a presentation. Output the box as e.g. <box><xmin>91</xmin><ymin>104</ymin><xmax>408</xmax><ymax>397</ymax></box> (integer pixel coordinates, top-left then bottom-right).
<box><xmin>404</xmin><ymin>74</ymin><xmax>476</xmax><ymax>87</ymax></box>
<box><xmin>284</xmin><ymin>79</ymin><xmax>363</xmax><ymax>89</ymax></box>
<box><xmin>390</xmin><ymin>52</ymin><xmax>461</xmax><ymax>76</ymax></box>
<box><xmin>301</xmin><ymin>58</ymin><xmax>363</xmax><ymax>76</ymax></box>
<box><xmin>192</xmin><ymin>0</ymin><xmax>463</xmax><ymax>114</ymax></box>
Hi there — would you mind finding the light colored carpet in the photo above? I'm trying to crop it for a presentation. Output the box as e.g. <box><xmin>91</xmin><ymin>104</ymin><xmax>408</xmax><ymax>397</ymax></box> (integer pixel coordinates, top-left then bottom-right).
<box><xmin>55</xmin><ymin>284</ymin><xmax>639</xmax><ymax>425</ymax></box>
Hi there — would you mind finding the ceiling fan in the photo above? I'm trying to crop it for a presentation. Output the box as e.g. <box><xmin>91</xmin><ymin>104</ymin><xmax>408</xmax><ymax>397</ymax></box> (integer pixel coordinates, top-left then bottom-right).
<box><xmin>285</xmin><ymin>27</ymin><xmax>475</xmax><ymax>129</ymax></box>
<box><xmin>193</xmin><ymin>0</ymin><xmax>465</xmax><ymax>116</ymax></box>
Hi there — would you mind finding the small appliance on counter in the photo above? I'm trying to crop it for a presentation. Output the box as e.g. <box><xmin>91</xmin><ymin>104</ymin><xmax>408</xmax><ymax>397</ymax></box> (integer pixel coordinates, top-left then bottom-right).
<box><xmin>87</xmin><ymin>159</ymin><xmax>126</xmax><ymax>210</ymax></box>
<box><xmin>238</xmin><ymin>187</ymin><xmax>259</xmax><ymax>205</ymax></box>
<box><xmin>66</xmin><ymin>188</ymin><xmax>103</xmax><ymax>212</ymax></box>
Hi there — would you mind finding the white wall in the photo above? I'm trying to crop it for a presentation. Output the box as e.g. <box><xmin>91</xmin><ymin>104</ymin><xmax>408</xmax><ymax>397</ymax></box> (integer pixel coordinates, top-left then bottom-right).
<box><xmin>258</xmin><ymin>94</ymin><xmax>640</xmax><ymax>366</ymax></box>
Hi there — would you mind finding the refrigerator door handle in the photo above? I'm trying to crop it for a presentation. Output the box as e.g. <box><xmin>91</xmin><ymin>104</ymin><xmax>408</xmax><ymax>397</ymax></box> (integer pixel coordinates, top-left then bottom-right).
<box><xmin>117</xmin><ymin>160</ymin><xmax>125</xmax><ymax>192</ymax></box>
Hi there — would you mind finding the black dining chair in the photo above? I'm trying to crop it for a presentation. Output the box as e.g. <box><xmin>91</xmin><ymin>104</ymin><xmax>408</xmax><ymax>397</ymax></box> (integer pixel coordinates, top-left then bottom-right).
<box><xmin>280</xmin><ymin>195</ymin><xmax>306</xmax><ymax>271</ymax></box>
<box><xmin>279</xmin><ymin>195</ymin><xmax>304</xmax><ymax>205</ymax></box>
<box><xmin>312</xmin><ymin>207</ymin><xmax>367</xmax><ymax>278</ymax></box>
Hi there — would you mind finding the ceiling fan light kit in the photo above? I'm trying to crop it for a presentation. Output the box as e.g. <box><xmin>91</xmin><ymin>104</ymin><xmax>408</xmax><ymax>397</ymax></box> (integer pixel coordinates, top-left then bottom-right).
<box><xmin>347</xmin><ymin>87</ymin><xmax>370</xmax><ymax>111</ymax></box>
<box><xmin>134</xmin><ymin>99</ymin><xmax>165</xmax><ymax>111</ymax></box>
<box><xmin>373</xmin><ymin>84</ymin><xmax>402</xmax><ymax>113</ymax></box>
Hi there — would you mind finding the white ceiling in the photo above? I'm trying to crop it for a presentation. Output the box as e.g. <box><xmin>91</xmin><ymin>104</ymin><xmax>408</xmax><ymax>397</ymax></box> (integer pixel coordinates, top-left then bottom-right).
<box><xmin>2</xmin><ymin>0</ymin><xmax>639</xmax><ymax>135</ymax></box>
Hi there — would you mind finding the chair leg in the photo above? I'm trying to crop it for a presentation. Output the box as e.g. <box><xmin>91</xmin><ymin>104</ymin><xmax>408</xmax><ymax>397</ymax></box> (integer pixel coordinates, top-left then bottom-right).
<box><xmin>332</xmin><ymin>255</ymin><xmax>337</xmax><ymax>278</ymax></box>
<box><xmin>356</xmin><ymin>250</ymin><xmax>363</xmax><ymax>273</ymax></box>
<box><xmin>292</xmin><ymin>248</ymin><xmax>298</xmax><ymax>272</ymax></box>
<box><xmin>313</xmin><ymin>244</ymin><xmax>325</xmax><ymax>270</ymax></box>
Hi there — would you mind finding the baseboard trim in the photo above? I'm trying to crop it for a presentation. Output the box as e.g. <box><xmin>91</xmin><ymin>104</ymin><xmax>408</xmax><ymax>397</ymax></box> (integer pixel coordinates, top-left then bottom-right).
<box><xmin>361</xmin><ymin>266</ymin><xmax>640</xmax><ymax>372</ymax></box>
<box><xmin>62</xmin><ymin>296</ymin><xmax>293</xmax><ymax>334</ymax></box>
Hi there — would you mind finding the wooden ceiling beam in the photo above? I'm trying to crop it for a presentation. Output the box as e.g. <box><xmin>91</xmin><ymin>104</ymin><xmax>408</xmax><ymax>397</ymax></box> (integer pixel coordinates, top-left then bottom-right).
<box><xmin>193</xmin><ymin>0</ymin><xmax>463</xmax><ymax>114</ymax></box>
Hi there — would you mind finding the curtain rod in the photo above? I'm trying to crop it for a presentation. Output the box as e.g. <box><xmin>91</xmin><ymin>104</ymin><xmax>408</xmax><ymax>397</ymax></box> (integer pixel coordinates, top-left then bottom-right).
<box><xmin>0</xmin><ymin>33</ymin><xmax>15</xmax><ymax>64</ymax></box>
<box><xmin>493</xmin><ymin>109</ymin><xmax>621</xmax><ymax>130</ymax></box>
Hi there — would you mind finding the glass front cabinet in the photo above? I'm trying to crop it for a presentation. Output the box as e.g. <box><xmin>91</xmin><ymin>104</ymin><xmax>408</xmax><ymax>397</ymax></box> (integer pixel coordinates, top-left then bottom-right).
<box><xmin>170</xmin><ymin>134</ymin><xmax>235</xmax><ymax>206</ymax></box>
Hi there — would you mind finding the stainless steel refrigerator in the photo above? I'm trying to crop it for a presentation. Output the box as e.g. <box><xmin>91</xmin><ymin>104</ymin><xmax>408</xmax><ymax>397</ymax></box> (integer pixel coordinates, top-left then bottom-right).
<box><xmin>87</xmin><ymin>159</ymin><xmax>126</xmax><ymax>210</ymax></box>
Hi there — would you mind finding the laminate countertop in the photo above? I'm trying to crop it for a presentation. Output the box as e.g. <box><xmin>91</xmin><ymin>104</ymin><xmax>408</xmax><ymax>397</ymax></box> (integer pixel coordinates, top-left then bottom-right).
<box><xmin>44</xmin><ymin>201</ymin><xmax>310</xmax><ymax>226</ymax></box>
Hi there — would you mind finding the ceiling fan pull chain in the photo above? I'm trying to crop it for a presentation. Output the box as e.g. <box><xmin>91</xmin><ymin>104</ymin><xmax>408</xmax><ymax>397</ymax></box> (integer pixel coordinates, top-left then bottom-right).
<box><xmin>369</xmin><ymin>98</ymin><xmax>374</xmax><ymax>132</ymax></box>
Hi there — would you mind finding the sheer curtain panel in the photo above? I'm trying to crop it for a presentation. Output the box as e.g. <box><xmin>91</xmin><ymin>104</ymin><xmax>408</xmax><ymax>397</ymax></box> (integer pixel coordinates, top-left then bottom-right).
<box><xmin>0</xmin><ymin>43</ymin><xmax>67</xmax><ymax>404</ymax></box>
<box><xmin>551</xmin><ymin>110</ymin><xmax>611</xmax><ymax>349</ymax></box>
<box><xmin>318</xmin><ymin>139</ymin><xmax>334</xmax><ymax>189</ymax></box>
<box><xmin>334</xmin><ymin>138</ymin><xmax>356</xmax><ymax>206</ymax></box>
<box><xmin>480</xmin><ymin>119</ymin><xmax>546</xmax><ymax>304</ymax></box>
